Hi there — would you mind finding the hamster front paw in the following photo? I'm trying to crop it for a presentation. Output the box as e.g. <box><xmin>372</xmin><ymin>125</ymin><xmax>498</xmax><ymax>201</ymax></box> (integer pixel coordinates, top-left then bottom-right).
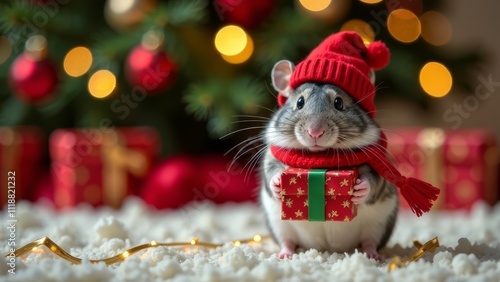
<box><xmin>352</xmin><ymin>178</ymin><xmax>370</xmax><ymax>205</ymax></box>
<box><xmin>270</xmin><ymin>174</ymin><xmax>282</xmax><ymax>201</ymax></box>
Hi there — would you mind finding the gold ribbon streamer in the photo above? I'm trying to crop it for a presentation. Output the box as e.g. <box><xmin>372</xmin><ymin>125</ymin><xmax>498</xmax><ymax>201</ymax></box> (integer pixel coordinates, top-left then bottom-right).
<box><xmin>101</xmin><ymin>132</ymin><xmax>148</xmax><ymax>208</ymax></box>
<box><xmin>6</xmin><ymin>235</ymin><xmax>270</xmax><ymax>266</ymax></box>
<box><xmin>388</xmin><ymin>237</ymin><xmax>440</xmax><ymax>272</ymax></box>
<box><xmin>417</xmin><ymin>129</ymin><xmax>445</xmax><ymax>209</ymax></box>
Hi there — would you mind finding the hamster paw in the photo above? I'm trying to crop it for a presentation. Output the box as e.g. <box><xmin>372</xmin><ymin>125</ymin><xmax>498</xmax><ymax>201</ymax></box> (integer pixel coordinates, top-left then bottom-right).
<box><xmin>278</xmin><ymin>240</ymin><xmax>296</xmax><ymax>259</ymax></box>
<box><xmin>362</xmin><ymin>239</ymin><xmax>383</xmax><ymax>262</ymax></box>
<box><xmin>352</xmin><ymin>178</ymin><xmax>370</xmax><ymax>205</ymax></box>
<box><xmin>270</xmin><ymin>174</ymin><xmax>282</xmax><ymax>201</ymax></box>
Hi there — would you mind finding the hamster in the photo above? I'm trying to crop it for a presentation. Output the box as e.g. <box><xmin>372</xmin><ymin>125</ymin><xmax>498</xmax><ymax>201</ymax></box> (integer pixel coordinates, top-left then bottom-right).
<box><xmin>259</xmin><ymin>60</ymin><xmax>398</xmax><ymax>260</ymax></box>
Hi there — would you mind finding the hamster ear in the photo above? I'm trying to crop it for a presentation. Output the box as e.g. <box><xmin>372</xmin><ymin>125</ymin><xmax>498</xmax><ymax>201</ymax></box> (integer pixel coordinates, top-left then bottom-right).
<box><xmin>271</xmin><ymin>60</ymin><xmax>295</xmax><ymax>97</ymax></box>
<box><xmin>369</xmin><ymin>69</ymin><xmax>376</xmax><ymax>85</ymax></box>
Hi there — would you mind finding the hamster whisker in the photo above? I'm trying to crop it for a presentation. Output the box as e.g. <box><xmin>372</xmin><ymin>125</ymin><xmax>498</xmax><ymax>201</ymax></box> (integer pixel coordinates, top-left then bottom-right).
<box><xmin>233</xmin><ymin>138</ymin><xmax>266</xmax><ymax>165</ymax></box>
<box><xmin>242</xmin><ymin>144</ymin><xmax>268</xmax><ymax>181</ymax></box>
<box><xmin>224</xmin><ymin>134</ymin><xmax>263</xmax><ymax>158</ymax></box>
<box><xmin>232</xmin><ymin>114</ymin><xmax>270</xmax><ymax>120</ymax></box>
<box><xmin>219</xmin><ymin>126</ymin><xmax>269</xmax><ymax>139</ymax></box>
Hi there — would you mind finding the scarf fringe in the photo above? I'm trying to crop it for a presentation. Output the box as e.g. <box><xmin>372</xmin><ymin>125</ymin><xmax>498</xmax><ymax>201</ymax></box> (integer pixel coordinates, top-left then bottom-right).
<box><xmin>399</xmin><ymin>177</ymin><xmax>440</xmax><ymax>217</ymax></box>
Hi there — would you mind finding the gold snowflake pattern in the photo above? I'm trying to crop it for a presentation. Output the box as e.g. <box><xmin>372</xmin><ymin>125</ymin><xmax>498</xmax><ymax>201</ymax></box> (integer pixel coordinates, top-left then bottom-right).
<box><xmin>295</xmin><ymin>210</ymin><xmax>303</xmax><ymax>218</ymax></box>
<box><xmin>296</xmin><ymin>172</ymin><xmax>302</xmax><ymax>178</ymax></box>
<box><xmin>281</xmin><ymin>211</ymin><xmax>286</xmax><ymax>218</ymax></box>
<box><xmin>297</xmin><ymin>187</ymin><xmax>305</xmax><ymax>196</ymax></box>
<box><xmin>280</xmin><ymin>189</ymin><xmax>286</xmax><ymax>196</ymax></box>
<box><xmin>327</xmin><ymin>188</ymin><xmax>335</xmax><ymax>195</ymax></box>
<box><xmin>340</xmin><ymin>179</ymin><xmax>349</xmax><ymax>187</ymax></box>
<box><xmin>348</xmin><ymin>188</ymin><xmax>353</xmax><ymax>196</ymax></box>
<box><xmin>344</xmin><ymin>216</ymin><xmax>351</xmax><ymax>222</ymax></box>
<box><xmin>328</xmin><ymin>210</ymin><xmax>339</xmax><ymax>218</ymax></box>
<box><xmin>285</xmin><ymin>198</ymin><xmax>293</xmax><ymax>208</ymax></box>
<box><xmin>303</xmin><ymin>199</ymin><xmax>308</xmax><ymax>207</ymax></box>
<box><xmin>326</xmin><ymin>176</ymin><xmax>331</xmax><ymax>183</ymax></box>
<box><xmin>342</xmin><ymin>200</ymin><xmax>350</xmax><ymax>208</ymax></box>
<box><xmin>333</xmin><ymin>172</ymin><xmax>340</xmax><ymax>177</ymax></box>
<box><xmin>289</xmin><ymin>177</ymin><xmax>297</xmax><ymax>185</ymax></box>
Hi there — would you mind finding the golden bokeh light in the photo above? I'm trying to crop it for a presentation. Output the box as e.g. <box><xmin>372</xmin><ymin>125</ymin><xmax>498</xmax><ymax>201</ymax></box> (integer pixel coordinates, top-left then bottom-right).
<box><xmin>88</xmin><ymin>70</ymin><xmax>117</xmax><ymax>98</ymax></box>
<box><xmin>0</xmin><ymin>36</ymin><xmax>12</xmax><ymax>64</ymax></box>
<box><xmin>221</xmin><ymin>33</ymin><xmax>254</xmax><ymax>64</ymax></box>
<box><xmin>64</xmin><ymin>47</ymin><xmax>93</xmax><ymax>77</ymax></box>
<box><xmin>359</xmin><ymin>0</ymin><xmax>382</xmax><ymax>4</ymax></box>
<box><xmin>340</xmin><ymin>19</ymin><xmax>375</xmax><ymax>44</ymax></box>
<box><xmin>419</xmin><ymin>62</ymin><xmax>453</xmax><ymax>98</ymax></box>
<box><xmin>387</xmin><ymin>9</ymin><xmax>421</xmax><ymax>43</ymax></box>
<box><xmin>215</xmin><ymin>25</ymin><xmax>254</xmax><ymax>64</ymax></box>
<box><xmin>215</xmin><ymin>25</ymin><xmax>248</xmax><ymax>56</ymax></box>
<box><xmin>420</xmin><ymin>11</ymin><xmax>453</xmax><ymax>46</ymax></box>
<box><xmin>299</xmin><ymin>0</ymin><xmax>332</xmax><ymax>12</ymax></box>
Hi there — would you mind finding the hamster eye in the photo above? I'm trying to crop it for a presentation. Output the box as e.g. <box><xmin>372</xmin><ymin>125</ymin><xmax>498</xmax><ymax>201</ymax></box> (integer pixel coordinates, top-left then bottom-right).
<box><xmin>296</xmin><ymin>96</ymin><xmax>305</xmax><ymax>110</ymax></box>
<box><xmin>334</xmin><ymin>97</ymin><xmax>344</xmax><ymax>111</ymax></box>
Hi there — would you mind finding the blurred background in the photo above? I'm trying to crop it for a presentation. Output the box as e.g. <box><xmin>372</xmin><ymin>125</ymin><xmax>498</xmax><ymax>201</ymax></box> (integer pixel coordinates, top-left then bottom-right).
<box><xmin>0</xmin><ymin>0</ymin><xmax>498</xmax><ymax>211</ymax></box>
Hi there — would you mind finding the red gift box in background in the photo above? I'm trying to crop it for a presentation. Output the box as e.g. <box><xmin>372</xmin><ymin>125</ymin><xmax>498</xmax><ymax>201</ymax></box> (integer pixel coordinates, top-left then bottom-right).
<box><xmin>1</xmin><ymin>126</ymin><xmax>45</xmax><ymax>206</ymax></box>
<box><xmin>386</xmin><ymin>128</ymin><xmax>499</xmax><ymax>211</ymax></box>
<box><xmin>50</xmin><ymin>127</ymin><xmax>160</xmax><ymax>209</ymax></box>
<box><xmin>280</xmin><ymin>167</ymin><xmax>358</xmax><ymax>222</ymax></box>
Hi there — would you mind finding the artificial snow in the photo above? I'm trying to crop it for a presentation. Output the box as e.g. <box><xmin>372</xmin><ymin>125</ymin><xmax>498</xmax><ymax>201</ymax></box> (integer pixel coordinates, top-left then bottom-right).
<box><xmin>1</xmin><ymin>197</ymin><xmax>500</xmax><ymax>281</ymax></box>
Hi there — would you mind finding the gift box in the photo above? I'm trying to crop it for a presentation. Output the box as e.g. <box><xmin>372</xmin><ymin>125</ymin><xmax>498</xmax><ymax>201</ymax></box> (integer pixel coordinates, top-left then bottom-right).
<box><xmin>386</xmin><ymin>128</ymin><xmax>499</xmax><ymax>210</ymax></box>
<box><xmin>0</xmin><ymin>126</ymin><xmax>45</xmax><ymax>206</ymax></box>
<box><xmin>280</xmin><ymin>167</ymin><xmax>358</xmax><ymax>222</ymax></box>
<box><xmin>50</xmin><ymin>127</ymin><xmax>160</xmax><ymax>208</ymax></box>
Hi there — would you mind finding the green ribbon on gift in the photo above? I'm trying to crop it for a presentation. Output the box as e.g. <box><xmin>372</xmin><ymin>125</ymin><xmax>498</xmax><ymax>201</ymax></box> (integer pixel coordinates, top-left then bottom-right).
<box><xmin>308</xmin><ymin>169</ymin><xmax>327</xmax><ymax>221</ymax></box>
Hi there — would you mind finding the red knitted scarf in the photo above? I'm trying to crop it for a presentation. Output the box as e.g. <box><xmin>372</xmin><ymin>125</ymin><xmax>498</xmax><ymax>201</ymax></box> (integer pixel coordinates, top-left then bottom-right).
<box><xmin>270</xmin><ymin>133</ymin><xmax>440</xmax><ymax>217</ymax></box>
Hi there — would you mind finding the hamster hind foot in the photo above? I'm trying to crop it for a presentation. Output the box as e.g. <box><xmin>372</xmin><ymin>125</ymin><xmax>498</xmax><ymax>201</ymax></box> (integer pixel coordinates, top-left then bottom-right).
<box><xmin>361</xmin><ymin>239</ymin><xmax>383</xmax><ymax>261</ymax></box>
<box><xmin>278</xmin><ymin>240</ymin><xmax>296</xmax><ymax>259</ymax></box>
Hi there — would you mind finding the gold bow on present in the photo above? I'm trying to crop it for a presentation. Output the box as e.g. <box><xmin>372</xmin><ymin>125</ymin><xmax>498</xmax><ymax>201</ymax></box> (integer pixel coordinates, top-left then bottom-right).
<box><xmin>416</xmin><ymin>128</ymin><xmax>445</xmax><ymax>209</ymax></box>
<box><xmin>101</xmin><ymin>131</ymin><xmax>148</xmax><ymax>208</ymax></box>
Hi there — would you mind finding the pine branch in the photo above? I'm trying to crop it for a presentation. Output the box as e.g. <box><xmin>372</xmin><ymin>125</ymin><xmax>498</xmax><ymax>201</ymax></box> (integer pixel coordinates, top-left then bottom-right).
<box><xmin>184</xmin><ymin>76</ymin><xmax>268</xmax><ymax>136</ymax></box>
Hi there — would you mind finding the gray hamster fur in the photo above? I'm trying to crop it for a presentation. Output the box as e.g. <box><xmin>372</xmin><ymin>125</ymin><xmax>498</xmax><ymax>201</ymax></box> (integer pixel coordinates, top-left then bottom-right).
<box><xmin>259</xmin><ymin>60</ymin><xmax>398</xmax><ymax>260</ymax></box>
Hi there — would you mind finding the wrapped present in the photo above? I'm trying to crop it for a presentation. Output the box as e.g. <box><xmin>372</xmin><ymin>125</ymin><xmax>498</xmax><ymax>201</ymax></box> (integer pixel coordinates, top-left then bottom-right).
<box><xmin>386</xmin><ymin>128</ymin><xmax>499</xmax><ymax>210</ymax></box>
<box><xmin>280</xmin><ymin>167</ymin><xmax>358</xmax><ymax>222</ymax></box>
<box><xmin>0</xmin><ymin>126</ymin><xmax>45</xmax><ymax>206</ymax></box>
<box><xmin>49</xmin><ymin>127</ymin><xmax>160</xmax><ymax>208</ymax></box>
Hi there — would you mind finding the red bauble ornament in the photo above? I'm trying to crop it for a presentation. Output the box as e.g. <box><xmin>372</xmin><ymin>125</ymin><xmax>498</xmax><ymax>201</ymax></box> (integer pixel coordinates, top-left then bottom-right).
<box><xmin>125</xmin><ymin>32</ymin><xmax>176</xmax><ymax>94</ymax></box>
<box><xmin>140</xmin><ymin>154</ymin><xmax>258</xmax><ymax>210</ymax></box>
<box><xmin>140</xmin><ymin>155</ymin><xmax>198</xmax><ymax>209</ymax></box>
<box><xmin>214</xmin><ymin>0</ymin><xmax>276</xmax><ymax>29</ymax></box>
<box><xmin>8</xmin><ymin>35</ymin><xmax>58</xmax><ymax>104</ymax></box>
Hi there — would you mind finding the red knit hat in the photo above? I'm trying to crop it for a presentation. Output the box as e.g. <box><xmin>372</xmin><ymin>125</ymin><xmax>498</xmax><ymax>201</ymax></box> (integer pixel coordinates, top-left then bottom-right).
<box><xmin>284</xmin><ymin>31</ymin><xmax>390</xmax><ymax>118</ymax></box>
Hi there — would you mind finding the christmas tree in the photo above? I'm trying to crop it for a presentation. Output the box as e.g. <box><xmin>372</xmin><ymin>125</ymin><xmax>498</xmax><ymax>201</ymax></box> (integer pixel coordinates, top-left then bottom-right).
<box><xmin>0</xmin><ymin>0</ymin><xmax>484</xmax><ymax>157</ymax></box>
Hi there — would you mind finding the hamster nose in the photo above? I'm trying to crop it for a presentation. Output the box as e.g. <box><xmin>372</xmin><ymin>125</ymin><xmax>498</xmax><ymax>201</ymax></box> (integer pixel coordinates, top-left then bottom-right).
<box><xmin>307</xmin><ymin>128</ymin><xmax>325</xmax><ymax>139</ymax></box>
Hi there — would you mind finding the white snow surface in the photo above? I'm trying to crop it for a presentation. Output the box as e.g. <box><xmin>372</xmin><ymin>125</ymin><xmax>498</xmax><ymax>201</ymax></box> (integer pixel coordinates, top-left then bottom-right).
<box><xmin>2</xmin><ymin>197</ymin><xmax>500</xmax><ymax>282</ymax></box>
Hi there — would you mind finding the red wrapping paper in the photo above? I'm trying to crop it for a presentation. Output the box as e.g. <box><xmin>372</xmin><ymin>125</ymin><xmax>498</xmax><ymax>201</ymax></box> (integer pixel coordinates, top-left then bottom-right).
<box><xmin>0</xmin><ymin>126</ymin><xmax>45</xmax><ymax>206</ymax></box>
<box><xmin>280</xmin><ymin>167</ymin><xmax>358</xmax><ymax>222</ymax></box>
<box><xmin>386</xmin><ymin>128</ymin><xmax>498</xmax><ymax>210</ymax></box>
<box><xmin>49</xmin><ymin>127</ymin><xmax>160</xmax><ymax>208</ymax></box>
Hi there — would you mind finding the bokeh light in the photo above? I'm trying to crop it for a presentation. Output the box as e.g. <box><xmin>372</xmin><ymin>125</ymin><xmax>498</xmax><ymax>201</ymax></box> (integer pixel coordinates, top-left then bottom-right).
<box><xmin>88</xmin><ymin>70</ymin><xmax>116</xmax><ymax>98</ymax></box>
<box><xmin>420</xmin><ymin>11</ymin><xmax>452</xmax><ymax>46</ymax></box>
<box><xmin>359</xmin><ymin>0</ymin><xmax>382</xmax><ymax>4</ymax></box>
<box><xmin>0</xmin><ymin>36</ymin><xmax>12</xmax><ymax>64</ymax></box>
<box><xmin>215</xmin><ymin>25</ymin><xmax>254</xmax><ymax>64</ymax></box>
<box><xmin>387</xmin><ymin>9</ymin><xmax>421</xmax><ymax>43</ymax></box>
<box><xmin>221</xmin><ymin>33</ymin><xmax>254</xmax><ymax>64</ymax></box>
<box><xmin>340</xmin><ymin>19</ymin><xmax>375</xmax><ymax>44</ymax></box>
<box><xmin>299</xmin><ymin>0</ymin><xmax>332</xmax><ymax>12</ymax></box>
<box><xmin>63</xmin><ymin>47</ymin><xmax>93</xmax><ymax>77</ymax></box>
<box><xmin>385</xmin><ymin>0</ymin><xmax>423</xmax><ymax>16</ymax></box>
<box><xmin>419</xmin><ymin>62</ymin><xmax>452</xmax><ymax>98</ymax></box>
